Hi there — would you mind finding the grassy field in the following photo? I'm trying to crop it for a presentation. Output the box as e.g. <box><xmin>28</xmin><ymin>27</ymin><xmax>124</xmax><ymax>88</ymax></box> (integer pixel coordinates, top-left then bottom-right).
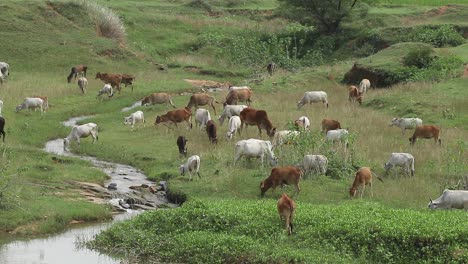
<box><xmin>0</xmin><ymin>0</ymin><xmax>467</xmax><ymax>262</ymax></box>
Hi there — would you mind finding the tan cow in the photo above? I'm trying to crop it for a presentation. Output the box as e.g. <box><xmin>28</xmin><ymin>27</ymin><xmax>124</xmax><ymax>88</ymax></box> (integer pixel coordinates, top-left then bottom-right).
<box><xmin>141</xmin><ymin>93</ymin><xmax>176</xmax><ymax>108</ymax></box>
<box><xmin>349</xmin><ymin>167</ymin><xmax>382</xmax><ymax>198</ymax></box>
<box><xmin>409</xmin><ymin>125</ymin><xmax>441</xmax><ymax>145</ymax></box>
<box><xmin>260</xmin><ymin>166</ymin><xmax>302</xmax><ymax>197</ymax></box>
<box><xmin>321</xmin><ymin>119</ymin><xmax>341</xmax><ymax>133</ymax></box>
<box><xmin>348</xmin><ymin>86</ymin><xmax>362</xmax><ymax>105</ymax></box>
<box><xmin>240</xmin><ymin>108</ymin><xmax>276</xmax><ymax>138</ymax></box>
<box><xmin>186</xmin><ymin>93</ymin><xmax>218</xmax><ymax>115</ymax></box>
<box><xmin>95</xmin><ymin>72</ymin><xmax>122</xmax><ymax>93</ymax></box>
<box><xmin>277</xmin><ymin>193</ymin><xmax>296</xmax><ymax>235</ymax></box>
<box><xmin>224</xmin><ymin>89</ymin><xmax>252</xmax><ymax>106</ymax></box>
<box><xmin>155</xmin><ymin>107</ymin><xmax>192</xmax><ymax>129</ymax></box>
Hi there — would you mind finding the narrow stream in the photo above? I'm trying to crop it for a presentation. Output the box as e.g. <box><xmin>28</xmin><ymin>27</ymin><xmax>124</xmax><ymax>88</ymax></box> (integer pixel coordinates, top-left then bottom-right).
<box><xmin>0</xmin><ymin>116</ymin><xmax>168</xmax><ymax>264</ymax></box>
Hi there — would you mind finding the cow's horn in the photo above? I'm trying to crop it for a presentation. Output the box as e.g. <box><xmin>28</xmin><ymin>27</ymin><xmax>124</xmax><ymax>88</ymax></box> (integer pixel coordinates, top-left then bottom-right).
<box><xmin>429</xmin><ymin>198</ymin><xmax>433</xmax><ymax>203</ymax></box>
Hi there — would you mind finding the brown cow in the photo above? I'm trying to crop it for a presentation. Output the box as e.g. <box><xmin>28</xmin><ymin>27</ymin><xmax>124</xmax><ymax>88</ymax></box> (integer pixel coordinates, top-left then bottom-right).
<box><xmin>33</xmin><ymin>95</ymin><xmax>49</xmax><ymax>111</ymax></box>
<box><xmin>348</xmin><ymin>86</ymin><xmax>362</xmax><ymax>105</ymax></box>
<box><xmin>321</xmin><ymin>119</ymin><xmax>341</xmax><ymax>133</ymax></box>
<box><xmin>186</xmin><ymin>93</ymin><xmax>218</xmax><ymax>115</ymax></box>
<box><xmin>260</xmin><ymin>166</ymin><xmax>302</xmax><ymax>197</ymax></box>
<box><xmin>67</xmin><ymin>64</ymin><xmax>87</xmax><ymax>83</ymax></box>
<box><xmin>141</xmin><ymin>93</ymin><xmax>176</xmax><ymax>108</ymax></box>
<box><xmin>409</xmin><ymin>125</ymin><xmax>441</xmax><ymax>145</ymax></box>
<box><xmin>121</xmin><ymin>74</ymin><xmax>135</xmax><ymax>91</ymax></box>
<box><xmin>349</xmin><ymin>167</ymin><xmax>383</xmax><ymax>198</ymax></box>
<box><xmin>155</xmin><ymin>107</ymin><xmax>192</xmax><ymax>129</ymax></box>
<box><xmin>95</xmin><ymin>72</ymin><xmax>122</xmax><ymax>93</ymax></box>
<box><xmin>205</xmin><ymin>120</ymin><xmax>217</xmax><ymax>144</ymax></box>
<box><xmin>277</xmin><ymin>193</ymin><xmax>296</xmax><ymax>235</ymax></box>
<box><xmin>240</xmin><ymin>108</ymin><xmax>276</xmax><ymax>138</ymax></box>
<box><xmin>224</xmin><ymin>89</ymin><xmax>252</xmax><ymax>106</ymax></box>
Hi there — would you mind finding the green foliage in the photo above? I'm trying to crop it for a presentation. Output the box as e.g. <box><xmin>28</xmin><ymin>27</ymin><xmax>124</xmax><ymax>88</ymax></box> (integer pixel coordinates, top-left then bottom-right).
<box><xmin>398</xmin><ymin>25</ymin><xmax>465</xmax><ymax>48</ymax></box>
<box><xmin>91</xmin><ymin>199</ymin><xmax>468</xmax><ymax>263</ymax></box>
<box><xmin>403</xmin><ymin>46</ymin><xmax>434</xmax><ymax>68</ymax></box>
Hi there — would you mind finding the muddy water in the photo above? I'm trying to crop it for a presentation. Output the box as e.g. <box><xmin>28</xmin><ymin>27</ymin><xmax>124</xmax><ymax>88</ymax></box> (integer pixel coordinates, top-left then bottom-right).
<box><xmin>0</xmin><ymin>116</ymin><xmax>167</xmax><ymax>263</ymax></box>
<box><xmin>121</xmin><ymin>101</ymin><xmax>142</xmax><ymax>112</ymax></box>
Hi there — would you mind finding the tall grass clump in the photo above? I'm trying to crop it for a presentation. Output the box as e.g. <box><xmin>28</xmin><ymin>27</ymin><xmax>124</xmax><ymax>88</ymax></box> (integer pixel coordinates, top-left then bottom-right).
<box><xmin>77</xmin><ymin>0</ymin><xmax>126</xmax><ymax>44</ymax></box>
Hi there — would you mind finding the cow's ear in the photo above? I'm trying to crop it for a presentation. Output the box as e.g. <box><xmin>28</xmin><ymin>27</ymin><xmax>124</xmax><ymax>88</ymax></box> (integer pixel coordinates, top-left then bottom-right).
<box><xmin>260</xmin><ymin>182</ymin><xmax>265</xmax><ymax>189</ymax></box>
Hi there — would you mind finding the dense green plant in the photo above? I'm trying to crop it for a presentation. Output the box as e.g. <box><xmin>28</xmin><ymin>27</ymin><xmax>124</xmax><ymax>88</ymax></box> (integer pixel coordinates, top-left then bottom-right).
<box><xmin>398</xmin><ymin>25</ymin><xmax>465</xmax><ymax>48</ymax></box>
<box><xmin>403</xmin><ymin>46</ymin><xmax>434</xmax><ymax>68</ymax></box>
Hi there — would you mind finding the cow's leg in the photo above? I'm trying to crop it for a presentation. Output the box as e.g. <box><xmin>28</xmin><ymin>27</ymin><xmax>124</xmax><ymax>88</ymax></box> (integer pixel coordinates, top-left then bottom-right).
<box><xmin>285</xmin><ymin>214</ymin><xmax>291</xmax><ymax>235</ymax></box>
<box><xmin>370</xmin><ymin>182</ymin><xmax>373</xmax><ymax>198</ymax></box>
<box><xmin>260</xmin><ymin>153</ymin><xmax>264</xmax><ymax>166</ymax></box>
<box><xmin>257</xmin><ymin>125</ymin><xmax>262</xmax><ymax>137</ymax></box>
<box><xmin>360</xmin><ymin>184</ymin><xmax>365</xmax><ymax>198</ymax></box>
<box><xmin>295</xmin><ymin>183</ymin><xmax>300</xmax><ymax>197</ymax></box>
<box><xmin>401</xmin><ymin>128</ymin><xmax>405</xmax><ymax>135</ymax></box>
<box><xmin>211</xmin><ymin>102</ymin><xmax>216</xmax><ymax>115</ymax></box>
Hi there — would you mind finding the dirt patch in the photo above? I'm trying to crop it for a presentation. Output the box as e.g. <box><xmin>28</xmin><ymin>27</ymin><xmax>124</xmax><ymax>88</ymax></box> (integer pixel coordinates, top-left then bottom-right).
<box><xmin>343</xmin><ymin>63</ymin><xmax>392</xmax><ymax>88</ymax></box>
<box><xmin>184</xmin><ymin>79</ymin><xmax>231</xmax><ymax>89</ymax></box>
<box><xmin>426</xmin><ymin>5</ymin><xmax>450</xmax><ymax>16</ymax></box>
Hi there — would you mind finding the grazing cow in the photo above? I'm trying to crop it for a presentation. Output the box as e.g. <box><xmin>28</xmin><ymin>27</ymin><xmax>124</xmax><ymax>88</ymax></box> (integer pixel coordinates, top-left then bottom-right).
<box><xmin>234</xmin><ymin>139</ymin><xmax>277</xmax><ymax>167</ymax></box>
<box><xmin>294</xmin><ymin>116</ymin><xmax>310</xmax><ymax>130</ymax></box>
<box><xmin>224</xmin><ymin>89</ymin><xmax>252</xmax><ymax>106</ymax></box>
<box><xmin>77</xmin><ymin>77</ymin><xmax>88</xmax><ymax>94</ymax></box>
<box><xmin>390</xmin><ymin>117</ymin><xmax>423</xmax><ymax>134</ymax></box>
<box><xmin>348</xmin><ymin>86</ymin><xmax>362</xmax><ymax>105</ymax></box>
<box><xmin>67</xmin><ymin>64</ymin><xmax>87</xmax><ymax>83</ymax></box>
<box><xmin>260</xmin><ymin>166</ymin><xmax>302</xmax><ymax>197</ymax></box>
<box><xmin>177</xmin><ymin>136</ymin><xmax>188</xmax><ymax>157</ymax></box>
<box><xmin>409</xmin><ymin>125</ymin><xmax>441</xmax><ymax>145</ymax></box>
<box><xmin>63</xmin><ymin>123</ymin><xmax>98</xmax><ymax>150</ymax></box>
<box><xmin>32</xmin><ymin>96</ymin><xmax>49</xmax><ymax>112</ymax></box>
<box><xmin>0</xmin><ymin>99</ymin><xmax>3</xmax><ymax>117</ymax></box>
<box><xmin>349</xmin><ymin>167</ymin><xmax>383</xmax><ymax>198</ymax></box>
<box><xmin>195</xmin><ymin>108</ymin><xmax>212</xmax><ymax>129</ymax></box>
<box><xmin>218</xmin><ymin>105</ymin><xmax>248</xmax><ymax>125</ymax></box>
<box><xmin>155</xmin><ymin>107</ymin><xmax>192</xmax><ymax>129</ymax></box>
<box><xmin>321</xmin><ymin>119</ymin><xmax>341</xmax><ymax>133</ymax></box>
<box><xmin>384</xmin><ymin>153</ymin><xmax>415</xmax><ymax>177</ymax></box>
<box><xmin>15</xmin><ymin>98</ymin><xmax>44</xmax><ymax>113</ymax></box>
<box><xmin>226</xmin><ymin>116</ymin><xmax>241</xmax><ymax>140</ymax></box>
<box><xmin>228</xmin><ymin>86</ymin><xmax>251</xmax><ymax>92</ymax></box>
<box><xmin>95</xmin><ymin>72</ymin><xmax>122</xmax><ymax>92</ymax></box>
<box><xmin>124</xmin><ymin>110</ymin><xmax>145</xmax><ymax>130</ymax></box>
<box><xmin>277</xmin><ymin>193</ymin><xmax>295</xmax><ymax>235</ymax></box>
<box><xmin>271</xmin><ymin>130</ymin><xmax>300</xmax><ymax>150</ymax></box>
<box><xmin>359</xmin><ymin>79</ymin><xmax>370</xmax><ymax>94</ymax></box>
<box><xmin>186</xmin><ymin>93</ymin><xmax>218</xmax><ymax>115</ymax></box>
<box><xmin>302</xmin><ymin>154</ymin><xmax>328</xmax><ymax>176</ymax></box>
<box><xmin>141</xmin><ymin>93</ymin><xmax>176</xmax><ymax>108</ymax></box>
<box><xmin>0</xmin><ymin>117</ymin><xmax>5</xmax><ymax>142</ymax></box>
<box><xmin>326</xmin><ymin>129</ymin><xmax>349</xmax><ymax>143</ymax></box>
<box><xmin>239</xmin><ymin>108</ymin><xmax>276</xmax><ymax>138</ymax></box>
<box><xmin>205</xmin><ymin>120</ymin><xmax>217</xmax><ymax>144</ymax></box>
<box><xmin>297</xmin><ymin>91</ymin><xmax>328</xmax><ymax>109</ymax></box>
<box><xmin>266</xmin><ymin>62</ymin><xmax>277</xmax><ymax>77</ymax></box>
<box><xmin>0</xmin><ymin>62</ymin><xmax>9</xmax><ymax>83</ymax></box>
<box><xmin>179</xmin><ymin>155</ymin><xmax>201</xmax><ymax>181</ymax></box>
<box><xmin>121</xmin><ymin>74</ymin><xmax>135</xmax><ymax>91</ymax></box>
<box><xmin>97</xmin><ymin>84</ymin><xmax>114</xmax><ymax>98</ymax></box>
<box><xmin>428</xmin><ymin>189</ymin><xmax>468</xmax><ymax>210</ymax></box>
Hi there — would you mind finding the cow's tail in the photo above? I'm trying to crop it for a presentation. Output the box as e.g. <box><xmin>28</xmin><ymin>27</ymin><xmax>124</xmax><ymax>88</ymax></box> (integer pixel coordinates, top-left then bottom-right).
<box><xmin>288</xmin><ymin>201</ymin><xmax>295</xmax><ymax>235</ymax></box>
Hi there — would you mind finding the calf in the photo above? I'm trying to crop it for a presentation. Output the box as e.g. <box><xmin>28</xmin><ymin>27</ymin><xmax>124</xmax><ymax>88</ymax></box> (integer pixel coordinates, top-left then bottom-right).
<box><xmin>0</xmin><ymin>117</ymin><xmax>5</xmax><ymax>142</ymax></box>
<box><xmin>240</xmin><ymin>108</ymin><xmax>276</xmax><ymax>138</ymax></box>
<box><xmin>124</xmin><ymin>110</ymin><xmax>145</xmax><ymax>130</ymax></box>
<box><xmin>218</xmin><ymin>105</ymin><xmax>248</xmax><ymax>125</ymax></box>
<box><xmin>384</xmin><ymin>153</ymin><xmax>415</xmax><ymax>177</ymax></box>
<box><xmin>77</xmin><ymin>77</ymin><xmax>88</xmax><ymax>94</ymax></box>
<box><xmin>428</xmin><ymin>189</ymin><xmax>468</xmax><ymax>210</ymax></box>
<box><xmin>195</xmin><ymin>108</ymin><xmax>212</xmax><ymax>129</ymax></box>
<box><xmin>226</xmin><ymin>116</ymin><xmax>241</xmax><ymax>140</ymax></box>
<box><xmin>97</xmin><ymin>84</ymin><xmax>114</xmax><ymax>99</ymax></box>
<box><xmin>95</xmin><ymin>72</ymin><xmax>122</xmax><ymax>92</ymax></box>
<box><xmin>297</xmin><ymin>91</ymin><xmax>328</xmax><ymax>109</ymax></box>
<box><xmin>141</xmin><ymin>93</ymin><xmax>176</xmax><ymax>108</ymax></box>
<box><xmin>359</xmin><ymin>79</ymin><xmax>370</xmax><ymax>94</ymax></box>
<box><xmin>176</xmin><ymin>136</ymin><xmax>188</xmax><ymax>156</ymax></box>
<box><xmin>64</xmin><ymin>123</ymin><xmax>98</xmax><ymax>150</ymax></box>
<box><xmin>260</xmin><ymin>166</ymin><xmax>302</xmax><ymax>197</ymax></box>
<box><xmin>277</xmin><ymin>193</ymin><xmax>296</xmax><ymax>235</ymax></box>
<box><xmin>409</xmin><ymin>125</ymin><xmax>441</xmax><ymax>145</ymax></box>
<box><xmin>390</xmin><ymin>117</ymin><xmax>423</xmax><ymax>134</ymax></box>
<box><xmin>234</xmin><ymin>139</ymin><xmax>277</xmax><ymax>167</ymax></box>
<box><xmin>186</xmin><ymin>93</ymin><xmax>218</xmax><ymax>115</ymax></box>
<box><xmin>155</xmin><ymin>107</ymin><xmax>192</xmax><ymax>129</ymax></box>
<box><xmin>15</xmin><ymin>98</ymin><xmax>44</xmax><ymax>113</ymax></box>
<box><xmin>179</xmin><ymin>155</ymin><xmax>201</xmax><ymax>180</ymax></box>
<box><xmin>348</xmin><ymin>86</ymin><xmax>362</xmax><ymax>105</ymax></box>
<box><xmin>205</xmin><ymin>120</ymin><xmax>217</xmax><ymax>144</ymax></box>
<box><xmin>349</xmin><ymin>167</ymin><xmax>382</xmax><ymax>198</ymax></box>
<box><xmin>294</xmin><ymin>116</ymin><xmax>310</xmax><ymax>130</ymax></box>
<box><xmin>224</xmin><ymin>89</ymin><xmax>252</xmax><ymax>106</ymax></box>
<box><xmin>321</xmin><ymin>119</ymin><xmax>341</xmax><ymax>133</ymax></box>
<box><xmin>302</xmin><ymin>154</ymin><xmax>328</xmax><ymax>176</ymax></box>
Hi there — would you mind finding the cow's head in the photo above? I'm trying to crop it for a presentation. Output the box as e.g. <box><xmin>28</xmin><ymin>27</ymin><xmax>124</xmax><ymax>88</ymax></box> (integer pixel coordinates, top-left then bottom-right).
<box><xmin>390</xmin><ymin>118</ymin><xmax>400</xmax><ymax>127</ymax></box>
<box><xmin>409</xmin><ymin>137</ymin><xmax>416</xmax><ymax>145</ymax></box>
<box><xmin>95</xmin><ymin>72</ymin><xmax>101</xmax><ymax>79</ymax></box>
<box><xmin>349</xmin><ymin>187</ymin><xmax>358</xmax><ymax>198</ymax></box>
<box><xmin>155</xmin><ymin>115</ymin><xmax>164</xmax><ymax>125</ymax></box>
<box><xmin>15</xmin><ymin>104</ymin><xmax>22</xmax><ymax>112</ymax></box>
<box><xmin>141</xmin><ymin>97</ymin><xmax>149</xmax><ymax>106</ymax></box>
<box><xmin>123</xmin><ymin>117</ymin><xmax>132</xmax><ymax>125</ymax></box>
<box><xmin>269</xmin><ymin>156</ymin><xmax>278</xmax><ymax>167</ymax></box>
<box><xmin>260</xmin><ymin>181</ymin><xmax>269</xmax><ymax>197</ymax></box>
<box><xmin>384</xmin><ymin>162</ymin><xmax>392</xmax><ymax>171</ymax></box>
<box><xmin>267</xmin><ymin>127</ymin><xmax>276</xmax><ymax>138</ymax></box>
<box><xmin>428</xmin><ymin>198</ymin><xmax>438</xmax><ymax>209</ymax></box>
<box><xmin>63</xmin><ymin>138</ymin><xmax>69</xmax><ymax>151</ymax></box>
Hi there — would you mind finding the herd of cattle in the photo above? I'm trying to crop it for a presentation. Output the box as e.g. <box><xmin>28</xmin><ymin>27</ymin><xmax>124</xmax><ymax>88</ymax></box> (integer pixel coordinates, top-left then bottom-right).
<box><xmin>2</xmin><ymin>61</ymin><xmax>467</xmax><ymax>234</ymax></box>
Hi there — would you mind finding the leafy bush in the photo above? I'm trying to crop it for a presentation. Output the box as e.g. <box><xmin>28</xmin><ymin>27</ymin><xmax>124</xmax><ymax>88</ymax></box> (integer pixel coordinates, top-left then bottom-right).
<box><xmin>90</xmin><ymin>199</ymin><xmax>468</xmax><ymax>263</ymax></box>
<box><xmin>398</xmin><ymin>25</ymin><xmax>465</xmax><ymax>48</ymax></box>
<box><xmin>403</xmin><ymin>46</ymin><xmax>434</xmax><ymax>68</ymax></box>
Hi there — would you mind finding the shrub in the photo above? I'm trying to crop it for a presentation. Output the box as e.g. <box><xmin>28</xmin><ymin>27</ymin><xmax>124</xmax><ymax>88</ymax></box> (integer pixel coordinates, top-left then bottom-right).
<box><xmin>403</xmin><ymin>46</ymin><xmax>434</xmax><ymax>69</ymax></box>
<box><xmin>398</xmin><ymin>25</ymin><xmax>465</xmax><ymax>48</ymax></box>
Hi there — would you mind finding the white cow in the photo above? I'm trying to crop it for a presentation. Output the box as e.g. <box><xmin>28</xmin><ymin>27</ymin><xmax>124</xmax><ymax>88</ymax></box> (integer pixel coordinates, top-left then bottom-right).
<box><xmin>234</xmin><ymin>139</ymin><xmax>277</xmax><ymax>167</ymax></box>
<box><xmin>228</xmin><ymin>86</ymin><xmax>251</xmax><ymax>92</ymax></box>
<box><xmin>390</xmin><ymin>117</ymin><xmax>423</xmax><ymax>134</ymax></box>
<box><xmin>295</xmin><ymin>116</ymin><xmax>310</xmax><ymax>130</ymax></box>
<box><xmin>77</xmin><ymin>77</ymin><xmax>88</xmax><ymax>94</ymax></box>
<box><xmin>179</xmin><ymin>155</ymin><xmax>201</xmax><ymax>181</ymax></box>
<box><xmin>326</xmin><ymin>129</ymin><xmax>349</xmax><ymax>143</ymax></box>
<box><xmin>0</xmin><ymin>99</ymin><xmax>3</xmax><ymax>117</ymax></box>
<box><xmin>218</xmin><ymin>104</ymin><xmax>248</xmax><ymax>125</ymax></box>
<box><xmin>15</xmin><ymin>97</ymin><xmax>44</xmax><ymax>113</ymax></box>
<box><xmin>195</xmin><ymin>108</ymin><xmax>211</xmax><ymax>129</ymax></box>
<box><xmin>428</xmin><ymin>189</ymin><xmax>468</xmax><ymax>210</ymax></box>
<box><xmin>359</xmin><ymin>79</ymin><xmax>370</xmax><ymax>94</ymax></box>
<box><xmin>272</xmin><ymin>130</ymin><xmax>300</xmax><ymax>150</ymax></box>
<box><xmin>97</xmin><ymin>84</ymin><xmax>114</xmax><ymax>98</ymax></box>
<box><xmin>384</xmin><ymin>153</ymin><xmax>415</xmax><ymax>177</ymax></box>
<box><xmin>297</xmin><ymin>91</ymin><xmax>328</xmax><ymax>109</ymax></box>
<box><xmin>124</xmin><ymin>110</ymin><xmax>145</xmax><ymax>130</ymax></box>
<box><xmin>303</xmin><ymin>154</ymin><xmax>328</xmax><ymax>176</ymax></box>
<box><xmin>226</xmin><ymin>116</ymin><xmax>241</xmax><ymax>140</ymax></box>
<box><xmin>0</xmin><ymin>62</ymin><xmax>9</xmax><ymax>84</ymax></box>
<box><xmin>63</xmin><ymin>123</ymin><xmax>98</xmax><ymax>150</ymax></box>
